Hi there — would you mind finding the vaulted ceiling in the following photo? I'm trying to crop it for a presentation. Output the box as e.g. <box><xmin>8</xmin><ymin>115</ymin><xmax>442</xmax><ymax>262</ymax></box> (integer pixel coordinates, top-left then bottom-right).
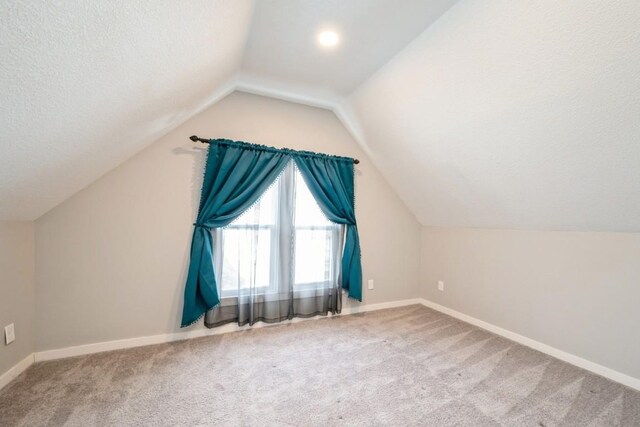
<box><xmin>350</xmin><ymin>1</ymin><xmax>640</xmax><ymax>231</ymax></box>
<box><xmin>1</xmin><ymin>0</ymin><xmax>253</xmax><ymax>219</ymax></box>
<box><xmin>2</xmin><ymin>1</ymin><xmax>640</xmax><ymax>232</ymax></box>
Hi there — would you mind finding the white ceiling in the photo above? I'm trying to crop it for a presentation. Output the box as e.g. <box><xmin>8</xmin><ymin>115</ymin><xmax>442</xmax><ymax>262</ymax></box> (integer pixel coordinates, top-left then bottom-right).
<box><xmin>350</xmin><ymin>1</ymin><xmax>640</xmax><ymax>231</ymax></box>
<box><xmin>3</xmin><ymin>1</ymin><xmax>640</xmax><ymax>233</ymax></box>
<box><xmin>240</xmin><ymin>0</ymin><xmax>457</xmax><ymax>101</ymax></box>
<box><xmin>0</xmin><ymin>0</ymin><xmax>253</xmax><ymax>219</ymax></box>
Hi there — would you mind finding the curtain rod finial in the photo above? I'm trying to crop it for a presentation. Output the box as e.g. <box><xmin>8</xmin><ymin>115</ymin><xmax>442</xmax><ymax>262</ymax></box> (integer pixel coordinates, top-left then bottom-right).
<box><xmin>189</xmin><ymin>135</ymin><xmax>199</xmax><ymax>142</ymax></box>
<box><xmin>354</xmin><ymin>159</ymin><xmax>360</xmax><ymax>165</ymax></box>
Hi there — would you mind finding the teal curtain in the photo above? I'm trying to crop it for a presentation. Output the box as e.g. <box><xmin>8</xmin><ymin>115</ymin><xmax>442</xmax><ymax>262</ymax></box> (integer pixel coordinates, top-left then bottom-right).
<box><xmin>294</xmin><ymin>156</ymin><xmax>362</xmax><ymax>301</ymax></box>
<box><xmin>181</xmin><ymin>139</ymin><xmax>362</xmax><ymax>327</ymax></box>
<box><xmin>181</xmin><ymin>140</ymin><xmax>289</xmax><ymax>326</ymax></box>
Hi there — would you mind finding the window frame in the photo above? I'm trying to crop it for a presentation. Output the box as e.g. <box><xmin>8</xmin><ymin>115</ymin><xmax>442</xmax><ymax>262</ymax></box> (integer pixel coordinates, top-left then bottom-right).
<box><xmin>217</xmin><ymin>223</ymin><xmax>280</xmax><ymax>299</ymax></box>
<box><xmin>292</xmin><ymin>224</ymin><xmax>342</xmax><ymax>290</ymax></box>
<box><xmin>213</xmin><ymin>161</ymin><xmax>343</xmax><ymax>300</ymax></box>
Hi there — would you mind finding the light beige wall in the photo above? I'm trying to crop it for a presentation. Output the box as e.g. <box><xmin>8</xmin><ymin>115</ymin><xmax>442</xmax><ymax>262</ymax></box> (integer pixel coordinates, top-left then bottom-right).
<box><xmin>0</xmin><ymin>221</ymin><xmax>35</xmax><ymax>376</ymax></box>
<box><xmin>421</xmin><ymin>226</ymin><xmax>640</xmax><ymax>379</ymax></box>
<box><xmin>35</xmin><ymin>92</ymin><xmax>421</xmax><ymax>351</ymax></box>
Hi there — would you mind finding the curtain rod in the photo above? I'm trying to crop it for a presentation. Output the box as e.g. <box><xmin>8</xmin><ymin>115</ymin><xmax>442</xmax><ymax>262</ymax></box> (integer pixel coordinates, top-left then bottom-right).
<box><xmin>189</xmin><ymin>135</ymin><xmax>360</xmax><ymax>164</ymax></box>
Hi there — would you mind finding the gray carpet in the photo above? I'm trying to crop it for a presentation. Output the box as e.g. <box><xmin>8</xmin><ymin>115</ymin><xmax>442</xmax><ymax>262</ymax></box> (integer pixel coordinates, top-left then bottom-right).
<box><xmin>1</xmin><ymin>305</ymin><xmax>639</xmax><ymax>426</ymax></box>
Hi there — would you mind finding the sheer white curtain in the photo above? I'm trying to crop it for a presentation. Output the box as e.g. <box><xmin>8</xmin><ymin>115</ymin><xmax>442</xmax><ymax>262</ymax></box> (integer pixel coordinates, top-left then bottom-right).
<box><xmin>206</xmin><ymin>161</ymin><xmax>344</xmax><ymax>327</ymax></box>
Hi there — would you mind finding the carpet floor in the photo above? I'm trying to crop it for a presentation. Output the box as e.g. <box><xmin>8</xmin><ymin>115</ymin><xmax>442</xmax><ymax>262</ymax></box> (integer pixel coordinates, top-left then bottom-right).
<box><xmin>1</xmin><ymin>305</ymin><xmax>639</xmax><ymax>426</ymax></box>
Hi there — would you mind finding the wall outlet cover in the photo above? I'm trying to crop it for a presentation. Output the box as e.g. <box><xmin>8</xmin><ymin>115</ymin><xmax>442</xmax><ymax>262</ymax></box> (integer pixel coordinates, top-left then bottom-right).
<box><xmin>368</xmin><ymin>279</ymin><xmax>374</xmax><ymax>290</ymax></box>
<box><xmin>5</xmin><ymin>323</ymin><xmax>15</xmax><ymax>345</ymax></box>
<box><xmin>438</xmin><ymin>281</ymin><xmax>445</xmax><ymax>292</ymax></box>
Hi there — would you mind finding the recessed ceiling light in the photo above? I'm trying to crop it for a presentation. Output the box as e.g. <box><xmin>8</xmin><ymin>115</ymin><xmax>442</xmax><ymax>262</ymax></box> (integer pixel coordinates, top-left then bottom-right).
<box><xmin>317</xmin><ymin>30</ymin><xmax>339</xmax><ymax>48</ymax></box>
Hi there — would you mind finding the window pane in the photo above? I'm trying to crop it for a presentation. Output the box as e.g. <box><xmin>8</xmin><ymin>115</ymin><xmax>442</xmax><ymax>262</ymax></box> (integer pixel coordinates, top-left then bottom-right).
<box><xmin>220</xmin><ymin>228</ymin><xmax>271</xmax><ymax>292</ymax></box>
<box><xmin>215</xmin><ymin>163</ymin><xmax>340</xmax><ymax>297</ymax></box>
<box><xmin>293</xmin><ymin>168</ymin><xmax>338</xmax><ymax>287</ymax></box>
<box><xmin>294</xmin><ymin>170</ymin><xmax>332</xmax><ymax>227</ymax></box>
<box><xmin>294</xmin><ymin>229</ymin><xmax>333</xmax><ymax>285</ymax></box>
<box><xmin>231</xmin><ymin>182</ymin><xmax>278</xmax><ymax>226</ymax></box>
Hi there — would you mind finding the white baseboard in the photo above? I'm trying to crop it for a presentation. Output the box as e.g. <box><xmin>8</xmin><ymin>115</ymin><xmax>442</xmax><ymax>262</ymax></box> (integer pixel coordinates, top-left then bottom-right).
<box><xmin>419</xmin><ymin>298</ymin><xmax>640</xmax><ymax>392</ymax></box>
<box><xmin>343</xmin><ymin>298</ymin><xmax>423</xmax><ymax>314</ymax></box>
<box><xmin>34</xmin><ymin>298</ymin><xmax>422</xmax><ymax>363</ymax></box>
<box><xmin>0</xmin><ymin>353</ymin><xmax>34</xmax><ymax>391</ymax></box>
<box><xmin>17</xmin><ymin>298</ymin><xmax>640</xmax><ymax>393</ymax></box>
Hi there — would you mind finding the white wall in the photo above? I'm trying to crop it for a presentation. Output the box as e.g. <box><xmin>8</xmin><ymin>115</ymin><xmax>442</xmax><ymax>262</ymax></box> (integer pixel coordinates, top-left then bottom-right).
<box><xmin>421</xmin><ymin>226</ymin><xmax>640</xmax><ymax>380</ymax></box>
<box><xmin>35</xmin><ymin>92</ymin><xmax>422</xmax><ymax>352</ymax></box>
<box><xmin>0</xmin><ymin>221</ymin><xmax>35</xmax><ymax>377</ymax></box>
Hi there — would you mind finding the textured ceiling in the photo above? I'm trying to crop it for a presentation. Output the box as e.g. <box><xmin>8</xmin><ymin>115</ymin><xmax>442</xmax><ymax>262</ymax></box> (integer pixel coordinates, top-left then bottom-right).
<box><xmin>3</xmin><ymin>1</ymin><xmax>640</xmax><ymax>232</ymax></box>
<box><xmin>0</xmin><ymin>0</ymin><xmax>253</xmax><ymax>219</ymax></box>
<box><xmin>350</xmin><ymin>1</ymin><xmax>640</xmax><ymax>232</ymax></box>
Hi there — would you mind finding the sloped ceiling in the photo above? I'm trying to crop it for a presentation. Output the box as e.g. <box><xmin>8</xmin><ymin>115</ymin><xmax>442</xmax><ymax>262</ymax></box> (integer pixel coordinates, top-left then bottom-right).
<box><xmin>3</xmin><ymin>1</ymin><xmax>640</xmax><ymax>233</ymax></box>
<box><xmin>350</xmin><ymin>1</ymin><xmax>640</xmax><ymax>232</ymax></box>
<box><xmin>0</xmin><ymin>0</ymin><xmax>253</xmax><ymax>219</ymax></box>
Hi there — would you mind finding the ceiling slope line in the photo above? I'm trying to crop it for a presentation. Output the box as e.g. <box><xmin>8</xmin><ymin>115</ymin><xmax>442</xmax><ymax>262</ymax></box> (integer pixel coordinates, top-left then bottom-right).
<box><xmin>230</xmin><ymin>78</ymin><xmax>422</xmax><ymax>226</ymax></box>
<box><xmin>234</xmin><ymin>79</ymin><xmax>339</xmax><ymax>111</ymax></box>
<box><xmin>30</xmin><ymin>75</ymin><xmax>411</xmax><ymax>223</ymax></box>
<box><xmin>232</xmin><ymin>78</ymin><xmax>376</xmax><ymax>161</ymax></box>
<box><xmin>31</xmin><ymin>78</ymin><xmax>238</xmax><ymax>222</ymax></box>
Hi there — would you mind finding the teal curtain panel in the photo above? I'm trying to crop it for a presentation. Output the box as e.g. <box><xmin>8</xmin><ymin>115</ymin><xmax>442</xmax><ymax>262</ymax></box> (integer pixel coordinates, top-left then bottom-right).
<box><xmin>181</xmin><ymin>140</ymin><xmax>290</xmax><ymax>326</ymax></box>
<box><xmin>293</xmin><ymin>156</ymin><xmax>362</xmax><ymax>301</ymax></box>
<box><xmin>181</xmin><ymin>139</ymin><xmax>362</xmax><ymax>327</ymax></box>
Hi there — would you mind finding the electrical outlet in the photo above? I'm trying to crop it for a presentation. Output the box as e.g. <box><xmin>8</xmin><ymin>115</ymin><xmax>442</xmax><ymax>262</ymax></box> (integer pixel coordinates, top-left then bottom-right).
<box><xmin>4</xmin><ymin>323</ymin><xmax>15</xmax><ymax>345</ymax></box>
<box><xmin>437</xmin><ymin>280</ymin><xmax>445</xmax><ymax>292</ymax></box>
<box><xmin>368</xmin><ymin>279</ymin><xmax>374</xmax><ymax>290</ymax></box>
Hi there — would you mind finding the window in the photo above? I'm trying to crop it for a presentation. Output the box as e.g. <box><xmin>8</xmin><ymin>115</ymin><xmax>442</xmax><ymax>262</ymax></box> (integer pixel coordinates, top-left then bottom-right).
<box><xmin>213</xmin><ymin>161</ymin><xmax>343</xmax><ymax>300</ymax></box>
